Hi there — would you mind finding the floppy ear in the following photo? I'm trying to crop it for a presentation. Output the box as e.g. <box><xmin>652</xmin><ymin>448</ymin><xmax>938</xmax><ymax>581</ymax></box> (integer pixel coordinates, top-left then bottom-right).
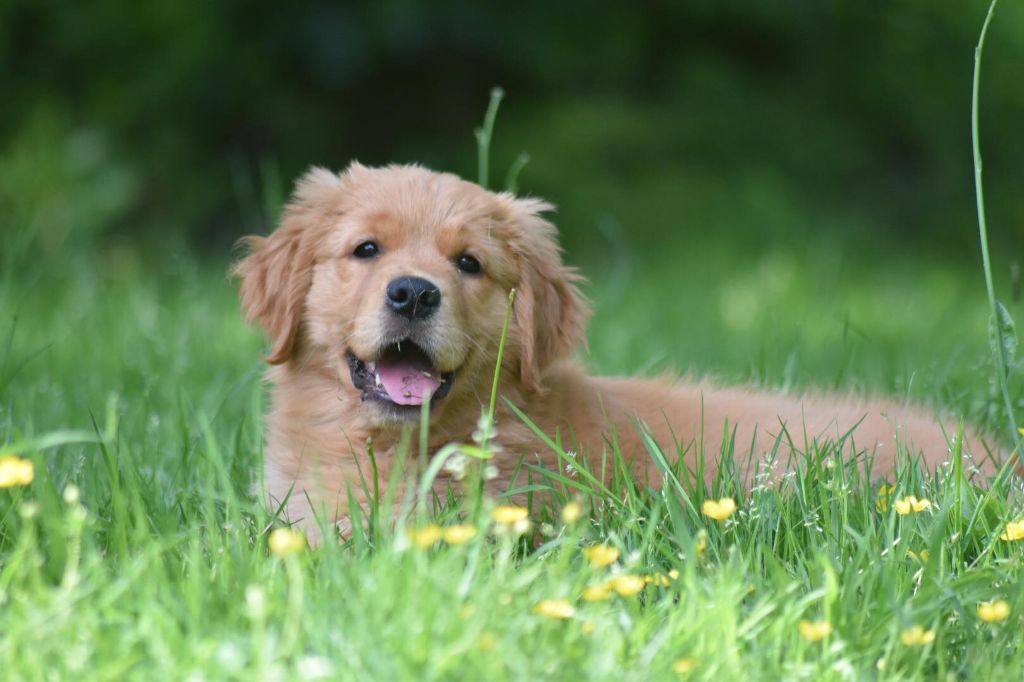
<box><xmin>233</xmin><ymin>168</ymin><xmax>341</xmax><ymax>364</ymax></box>
<box><xmin>504</xmin><ymin>197</ymin><xmax>590</xmax><ymax>392</ymax></box>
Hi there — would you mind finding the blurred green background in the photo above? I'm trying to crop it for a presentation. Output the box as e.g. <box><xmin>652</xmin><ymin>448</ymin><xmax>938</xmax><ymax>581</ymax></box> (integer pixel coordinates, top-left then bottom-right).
<box><xmin>2</xmin><ymin>1</ymin><xmax>1023</xmax><ymax>433</ymax></box>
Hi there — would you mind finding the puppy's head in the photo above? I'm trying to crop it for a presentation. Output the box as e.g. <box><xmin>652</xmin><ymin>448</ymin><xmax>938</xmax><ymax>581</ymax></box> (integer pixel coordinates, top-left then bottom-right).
<box><xmin>234</xmin><ymin>163</ymin><xmax>588</xmax><ymax>424</ymax></box>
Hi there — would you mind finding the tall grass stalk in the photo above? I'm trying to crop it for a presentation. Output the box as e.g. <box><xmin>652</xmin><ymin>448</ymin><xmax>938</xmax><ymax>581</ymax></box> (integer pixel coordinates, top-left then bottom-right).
<box><xmin>971</xmin><ymin>0</ymin><xmax>1020</xmax><ymax>447</ymax></box>
<box><xmin>474</xmin><ymin>87</ymin><xmax>505</xmax><ymax>189</ymax></box>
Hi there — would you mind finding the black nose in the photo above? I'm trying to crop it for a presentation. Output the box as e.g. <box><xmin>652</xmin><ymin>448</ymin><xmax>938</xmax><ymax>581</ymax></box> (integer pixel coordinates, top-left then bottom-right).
<box><xmin>385</xmin><ymin>276</ymin><xmax>441</xmax><ymax>320</ymax></box>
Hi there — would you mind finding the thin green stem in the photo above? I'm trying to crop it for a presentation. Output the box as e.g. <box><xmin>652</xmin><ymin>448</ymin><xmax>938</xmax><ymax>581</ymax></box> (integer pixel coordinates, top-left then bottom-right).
<box><xmin>487</xmin><ymin>288</ymin><xmax>517</xmax><ymax>429</ymax></box>
<box><xmin>972</xmin><ymin>0</ymin><xmax>1019</xmax><ymax>443</ymax></box>
<box><xmin>475</xmin><ymin>87</ymin><xmax>505</xmax><ymax>188</ymax></box>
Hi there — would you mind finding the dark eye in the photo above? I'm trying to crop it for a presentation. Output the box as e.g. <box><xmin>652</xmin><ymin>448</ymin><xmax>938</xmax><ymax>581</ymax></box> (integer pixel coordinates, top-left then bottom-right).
<box><xmin>455</xmin><ymin>254</ymin><xmax>482</xmax><ymax>275</ymax></box>
<box><xmin>353</xmin><ymin>241</ymin><xmax>380</xmax><ymax>259</ymax></box>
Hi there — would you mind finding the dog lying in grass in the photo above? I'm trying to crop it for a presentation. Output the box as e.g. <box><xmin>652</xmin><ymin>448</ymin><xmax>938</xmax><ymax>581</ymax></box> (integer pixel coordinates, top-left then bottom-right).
<box><xmin>235</xmin><ymin>163</ymin><xmax>994</xmax><ymax>538</ymax></box>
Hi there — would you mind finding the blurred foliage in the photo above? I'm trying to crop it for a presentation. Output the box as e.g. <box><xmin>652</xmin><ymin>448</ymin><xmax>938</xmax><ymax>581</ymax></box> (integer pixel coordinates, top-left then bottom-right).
<box><xmin>1</xmin><ymin>0</ymin><xmax>1022</xmax><ymax>262</ymax></box>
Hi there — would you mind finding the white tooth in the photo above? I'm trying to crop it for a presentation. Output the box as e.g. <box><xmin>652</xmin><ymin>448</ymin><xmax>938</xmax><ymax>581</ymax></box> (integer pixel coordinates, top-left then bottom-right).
<box><xmin>375</xmin><ymin>372</ymin><xmax>383</xmax><ymax>388</ymax></box>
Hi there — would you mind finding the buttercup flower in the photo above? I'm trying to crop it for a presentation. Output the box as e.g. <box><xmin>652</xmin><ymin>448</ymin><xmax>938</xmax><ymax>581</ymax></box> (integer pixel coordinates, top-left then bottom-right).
<box><xmin>582</xmin><ymin>583</ymin><xmax>613</xmax><ymax>602</ymax></box>
<box><xmin>511</xmin><ymin>518</ymin><xmax>532</xmax><ymax>535</ymax></box>
<box><xmin>875</xmin><ymin>484</ymin><xmax>893</xmax><ymax>512</ymax></box>
<box><xmin>533</xmin><ymin>599</ymin><xmax>575</xmax><ymax>619</ymax></box>
<box><xmin>0</xmin><ymin>455</ymin><xmax>34</xmax><ymax>488</ymax></box>
<box><xmin>268</xmin><ymin>528</ymin><xmax>306</xmax><ymax>557</ymax></box>
<box><xmin>561</xmin><ymin>501</ymin><xmax>583</xmax><ymax>524</ymax></box>
<box><xmin>695</xmin><ymin>532</ymin><xmax>707</xmax><ymax>556</ymax></box>
<box><xmin>644</xmin><ymin>573</ymin><xmax>672</xmax><ymax>587</ymax></box>
<box><xmin>608</xmin><ymin>575</ymin><xmax>646</xmax><ymax>597</ymax></box>
<box><xmin>442</xmin><ymin>524</ymin><xmax>478</xmax><ymax>544</ymax></box>
<box><xmin>408</xmin><ymin>524</ymin><xmax>443</xmax><ymax>549</ymax></box>
<box><xmin>906</xmin><ymin>549</ymin><xmax>930</xmax><ymax>562</ymax></box>
<box><xmin>702</xmin><ymin>497</ymin><xmax>737</xmax><ymax>521</ymax></box>
<box><xmin>478</xmin><ymin>632</ymin><xmax>496</xmax><ymax>651</ymax></box>
<box><xmin>492</xmin><ymin>505</ymin><xmax>529</xmax><ymax>524</ymax></box>
<box><xmin>671</xmin><ymin>658</ymin><xmax>696</xmax><ymax>674</ymax></box>
<box><xmin>1000</xmin><ymin>520</ymin><xmax>1024</xmax><ymax>542</ymax></box>
<box><xmin>977</xmin><ymin>599</ymin><xmax>1010</xmax><ymax>623</ymax></box>
<box><xmin>894</xmin><ymin>496</ymin><xmax>932</xmax><ymax>515</ymax></box>
<box><xmin>900</xmin><ymin>626</ymin><xmax>935</xmax><ymax>646</ymax></box>
<box><xmin>798</xmin><ymin>619</ymin><xmax>832</xmax><ymax>641</ymax></box>
<box><xmin>584</xmin><ymin>544</ymin><xmax>620</xmax><ymax>568</ymax></box>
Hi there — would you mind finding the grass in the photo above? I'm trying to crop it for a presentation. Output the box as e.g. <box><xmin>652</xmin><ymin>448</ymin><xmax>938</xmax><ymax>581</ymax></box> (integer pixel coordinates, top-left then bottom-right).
<box><xmin>3</xmin><ymin>11</ymin><xmax>1023</xmax><ymax>678</ymax></box>
<box><xmin>2</xmin><ymin>224</ymin><xmax>1023</xmax><ymax>680</ymax></box>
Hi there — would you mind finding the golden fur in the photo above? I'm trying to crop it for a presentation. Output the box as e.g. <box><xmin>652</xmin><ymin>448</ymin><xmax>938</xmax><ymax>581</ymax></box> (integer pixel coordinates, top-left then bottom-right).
<box><xmin>235</xmin><ymin>163</ymin><xmax>994</xmax><ymax>538</ymax></box>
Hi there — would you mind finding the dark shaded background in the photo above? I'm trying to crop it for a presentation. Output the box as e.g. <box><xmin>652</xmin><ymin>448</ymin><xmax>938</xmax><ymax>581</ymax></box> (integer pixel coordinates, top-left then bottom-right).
<box><xmin>2</xmin><ymin>1</ymin><xmax>1022</xmax><ymax>263</ymax></box>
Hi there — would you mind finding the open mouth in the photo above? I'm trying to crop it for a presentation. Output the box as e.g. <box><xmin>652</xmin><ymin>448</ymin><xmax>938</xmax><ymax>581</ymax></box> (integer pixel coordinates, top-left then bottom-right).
<box><xmin>346</xmin><ymin>341</ymin><xmax>455</xmax><ymax>409</ymax></box>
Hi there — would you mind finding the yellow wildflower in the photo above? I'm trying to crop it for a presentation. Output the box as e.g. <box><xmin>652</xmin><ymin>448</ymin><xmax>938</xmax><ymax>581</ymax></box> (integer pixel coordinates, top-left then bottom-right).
<box><xmin>0</xmin><ymin>455</ymin><xmax>34</xmax><ymax>488</ymax></box>
<box><xmin>644</xmin><ymin>573</ymin><xmax>672</xmax><ymax>587</ymax></box>
<box><xmin>584</xmin><ymin>544</ymin><xmax>620</xmax><ymax>568</ymax></box>
<box><xmin>900</xmin><ymin>626</ymin><xmax>935</xmax><ymax>646</ymax></box>
<box><xmin>533</xmin><ymin>599</ymin><xmax>575</xmax><ymax>619</ymax></box>
<box><xmin>581</xmin><ymin>621</ymin><xmax>596</xmax><ymax>635</ymax></box>
<box><xmin>408</xmin><ymin>524</ymin><xmax>443</xmax><ymax>549</ymax></box>
<box><xmin>875</xmin><ymin>484</ymin><xmax>893</xmax><ymax>512</ymax></box>
<box><xmin>561</xmin><ymin>501</ymin><xmax>583</xmax><ymax>524</ymax></box>
<box><xmin>1000</xmin><ymin>520</ymin><xmax>1024</xmax><ymax>542</ymax></box>
<box><xmin>512</xmin><ymin>518</ymin><xmax>532</xmax><ymax>534</ymax></box>
<box><xmin>798</xmin><ymin>619</ymin><xmax>832</xmax><ymax>641</ymax></box>
<box><xmin>977</xmin><ymin>599</ymin><xmax>1010</xmax><ymax>623</ymax></box>
<box><xmin>906</xmin><ymin>549</ymin><xmax>930</xmax><ymax>562</ymax></box>
<box><xmin>608</xmin><ymin>575</ymin><xmax>646</xmax><ymax>597</ymax></box>
<box><xmin>442</xmin><ymin>524</ymin><xmax>478</xmax><ymax>544</ymax></box>
<box><xmin>668</xmin><ymin>569</ymin><xmax>680</xmax><ymax>580</ymax></box>
<box><xmin>492</xmin><ymin>505</ymin><xmax>529</xmax><ymax>524</ymax></box>
<box><xmin>702</xmin><ymin>497</ymin><xmax>737</xmax><ymax>521</ymax></box>
<box><xmin>582</xmin><ymin>583</ymin><xmax>613</xmax><ymax>602</ymax></box>
<box><xmin>671</xmin><ymin>658</ymin><xmax>696</xmax><ymax>674</ymax></box>
<box><xmin>267</xmin><ymin>528</ymin><xmax>306</xmax><ymax>557</ymax></box>
<box><xmin>894</xmin><ymin>496</ymin><xmax>932</xmax><ymax>515</ymax></box>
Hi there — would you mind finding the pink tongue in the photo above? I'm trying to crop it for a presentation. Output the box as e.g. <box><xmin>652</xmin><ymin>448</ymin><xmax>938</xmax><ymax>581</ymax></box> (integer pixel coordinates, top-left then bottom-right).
<box><xmin>377</xmin><ymin>360</ymin><xmax>442</xmax><ymax>406</ymax></box>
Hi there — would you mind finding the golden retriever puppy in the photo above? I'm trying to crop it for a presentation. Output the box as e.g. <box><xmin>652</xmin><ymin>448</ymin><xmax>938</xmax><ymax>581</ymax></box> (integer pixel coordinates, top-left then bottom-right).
<box><xmin>235</xmin><ymin>163</ymin><xmax>992</xmax><ymax>537</ymax></box>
